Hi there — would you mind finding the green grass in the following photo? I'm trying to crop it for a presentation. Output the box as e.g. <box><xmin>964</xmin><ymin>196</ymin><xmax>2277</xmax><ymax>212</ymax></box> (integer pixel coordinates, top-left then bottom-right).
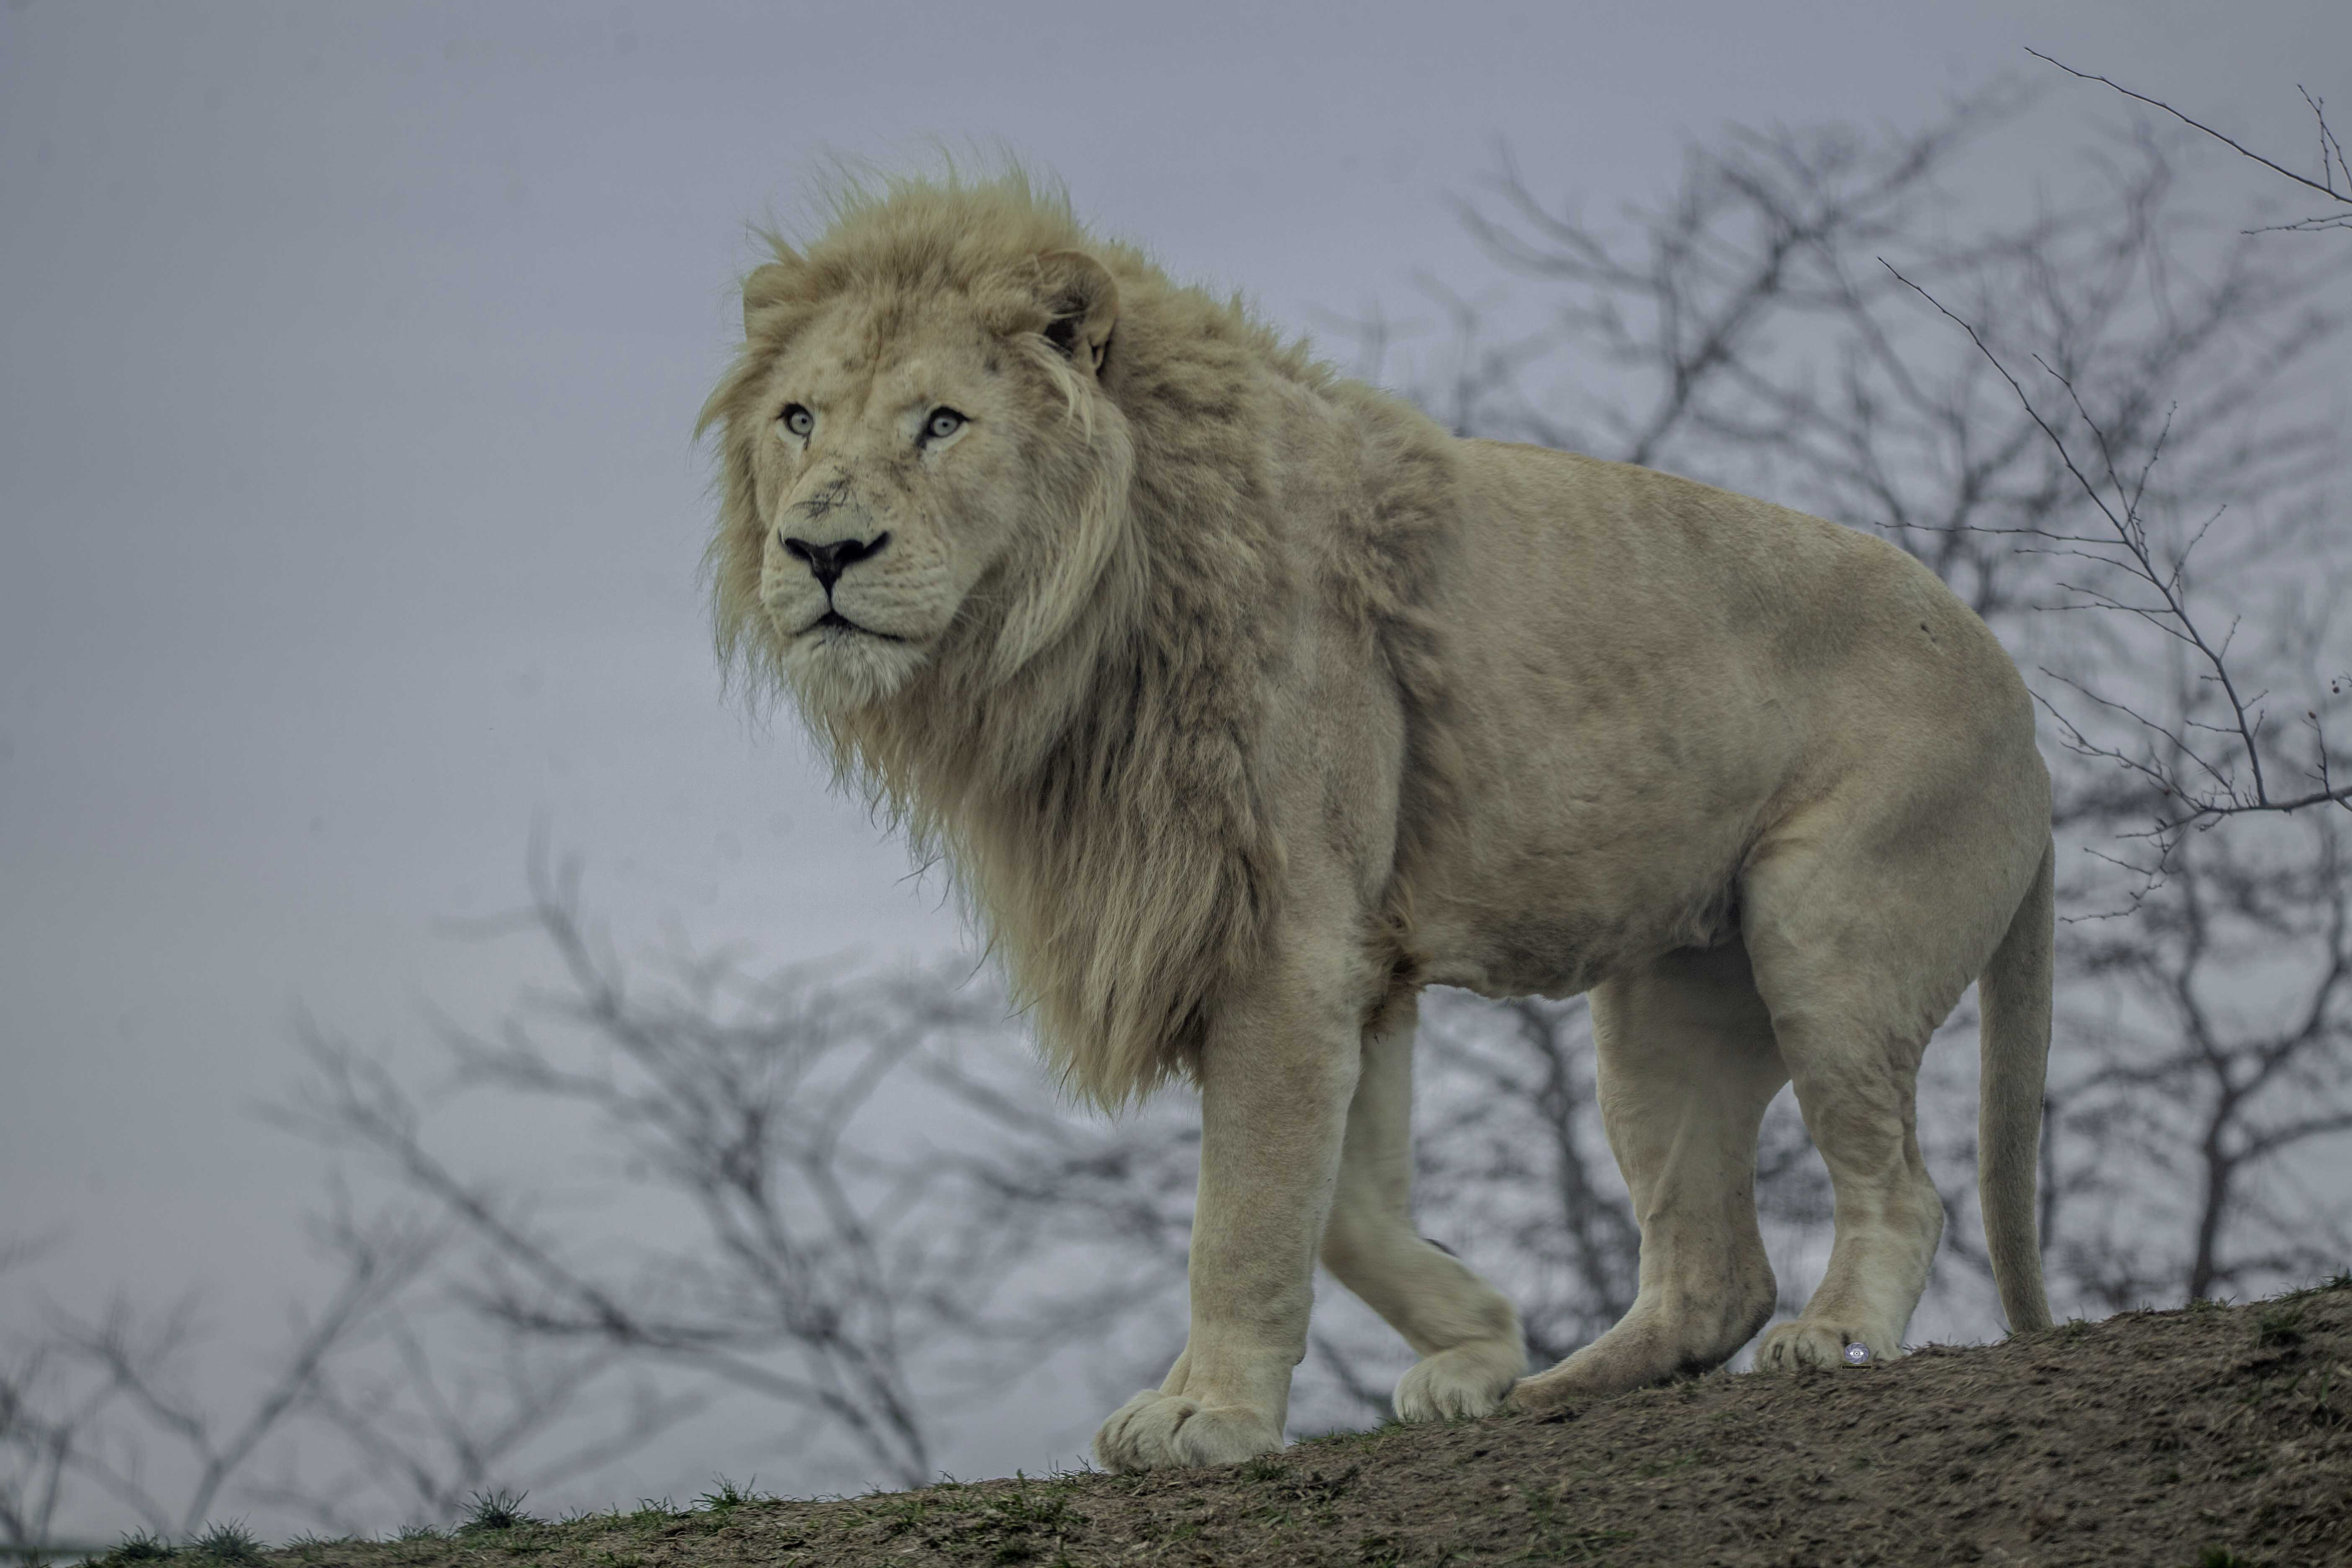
<box><xmin>458</xmin><ymin>1489</ymin><xmax>540</xmax><ymax>1535</ymax></box>
<box><xmin>691</xmin><ymin>1477</ymin><xmax>766</xmax><ymax>1512</ymax></box>
<box><xmin>187</xmin><ymin>1522</ymin><xmax>266</xmax><ymax>1565</ymax></box>
<box><xmin>81</xmin><ymin>1521</ymin><xmax>267</xmax><ymax>1566</ymax></box>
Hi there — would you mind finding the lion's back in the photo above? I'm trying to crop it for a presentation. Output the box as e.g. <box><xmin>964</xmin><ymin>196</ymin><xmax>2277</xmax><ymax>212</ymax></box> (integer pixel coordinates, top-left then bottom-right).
<box><xmin>1439</xmin><ymin>438</ymin><xmax>2025</xmax><ymax>728</ymax></box>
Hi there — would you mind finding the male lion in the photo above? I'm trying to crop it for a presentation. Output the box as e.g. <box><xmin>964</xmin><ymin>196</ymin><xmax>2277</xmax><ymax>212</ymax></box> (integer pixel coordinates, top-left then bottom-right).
<box><xmin>700</xmin><ymin>172</ymin><xmax>2054</xmax><ymax>1472</ymax></box>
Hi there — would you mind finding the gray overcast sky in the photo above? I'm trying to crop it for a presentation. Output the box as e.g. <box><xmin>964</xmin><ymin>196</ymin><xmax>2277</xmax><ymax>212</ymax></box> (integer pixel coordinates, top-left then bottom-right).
<box><xmin>3</xmin><ymin>0</ymin><xmax>2347</xmax><ymax>1509</ymax></box>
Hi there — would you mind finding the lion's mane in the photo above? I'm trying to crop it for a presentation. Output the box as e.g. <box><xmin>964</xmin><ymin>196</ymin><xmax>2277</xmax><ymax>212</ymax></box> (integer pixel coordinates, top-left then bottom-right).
<box><xmin>701</xmin><ymin>171</ymin><xmax>1457</xmax><ymax>1106</ymax></box>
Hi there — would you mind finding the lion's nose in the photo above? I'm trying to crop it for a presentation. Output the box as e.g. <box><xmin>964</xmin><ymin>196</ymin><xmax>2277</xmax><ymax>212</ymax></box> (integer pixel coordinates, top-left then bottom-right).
<box><xmin>780</xmin><ymin>532</ymin><xmax>891</xmax><ymax>592</ymax></box>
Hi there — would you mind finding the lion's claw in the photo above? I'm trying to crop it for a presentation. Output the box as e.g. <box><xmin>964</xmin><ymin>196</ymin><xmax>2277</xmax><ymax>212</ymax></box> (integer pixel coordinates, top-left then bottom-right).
<box><xmin>1756</xmin><ymin>1320</ymin><xmax>1894</xmax><ymax>1371</ymax></box>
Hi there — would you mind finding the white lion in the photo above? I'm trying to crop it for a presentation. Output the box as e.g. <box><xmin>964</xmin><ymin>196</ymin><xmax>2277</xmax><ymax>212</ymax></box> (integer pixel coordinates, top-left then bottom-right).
<box><xmin>700</xmin><ymin>170</ymin><xmax>2054</xmax><ymax>1472</ymax></box>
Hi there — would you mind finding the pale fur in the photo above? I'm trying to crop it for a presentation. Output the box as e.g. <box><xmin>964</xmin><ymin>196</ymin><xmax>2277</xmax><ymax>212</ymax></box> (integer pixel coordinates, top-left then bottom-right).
<box><xmin>702</xmin><ymin>170</ymin><xmax>2056</xmax><ymax>1472</ymax></box>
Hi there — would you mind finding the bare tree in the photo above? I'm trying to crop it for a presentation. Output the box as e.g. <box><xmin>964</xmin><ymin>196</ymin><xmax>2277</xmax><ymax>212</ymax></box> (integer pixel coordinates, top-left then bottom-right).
<box><xmin>8</xmin><ymin>827</ymin><xmax>1213</xmax><ymax>1541</ymax></box>
<box><xmin>1879</xmin><ymin>258</ymin><xmax>2351</xmax><ymax>869</ymax></box>
<box><xmin>46</xmin><ymin>1211</ymin><xmax>434</xmax><ymax>1542</ymax></box>
<box><xmin>275</xmin><ymin>842</ymin><xmax>1198</xmax><ymax>1495</ymax></box>
<box><xmin>0</xmin><ymin>1245</ymin><xmax>97</xmax><ymax>1561</ymax></box>
<box><xmin>0</xmin><ymin>1196</ymin><xmax>662</xmax><ymax>1559</ymax></box>
<box><xmin>2030</xmin><ymin>51</ymin><xmax>2350</xmax><ymax>235</ymax></box>
<box><xmin>245</xmin><ymin>1215</ymin><xmax>698</xmax><ymax>1538</ymax></box>
<box><xmin>2049</xmin><ymin>810</ymin><xmax>2352</xmax><ymax>1307</ymax></box>
<box><xmin>0</xmin><ymin>1218</ymin><xmax>421</xmax><ymax>1559</ymax></box>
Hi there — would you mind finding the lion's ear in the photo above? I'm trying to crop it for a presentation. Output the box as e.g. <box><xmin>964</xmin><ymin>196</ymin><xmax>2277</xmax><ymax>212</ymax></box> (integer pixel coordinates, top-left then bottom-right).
<box><xmin>1033</xmin><ymin>250</ymin><xmax>1118</xmax><ymax>374</ymax></box>
<box><xmin>742</xmin><ymin>254</ymin><xmax>807</xmax><ymax>332</ymax></box>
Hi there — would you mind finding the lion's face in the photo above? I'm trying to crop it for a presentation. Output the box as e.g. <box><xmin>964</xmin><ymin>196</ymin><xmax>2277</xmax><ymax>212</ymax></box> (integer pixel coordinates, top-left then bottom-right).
<box><xmin>743</xmin><ymin>293</ymin><xmax>1025</xmax><ymax>710</ymax></box>
<box><xmin>731</xmin><ymin>248</ymin><xmax>1127</xmax><ymax>717</ymax></box>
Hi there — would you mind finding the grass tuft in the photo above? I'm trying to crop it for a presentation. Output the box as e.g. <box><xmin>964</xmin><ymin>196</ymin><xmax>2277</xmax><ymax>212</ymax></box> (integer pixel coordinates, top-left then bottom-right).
<box><xmin>103</xmin><ymin>1530</ymin><xmax>179</xmax><ymax>1562</ymax></box>
<box><xmin>186</xmin><ymin>1520</ymin><xmax>266</xmax><ymax>1564</ymax></box>
<box><xmin>459</xmin><ymin>1488</ymin><xmax>539</xmax><ymax>1534</ymax></box>
<box><xmin>693</xmin><ymin>1476</ymin><xmax>763</xmax><ymax>1511</ymax></box>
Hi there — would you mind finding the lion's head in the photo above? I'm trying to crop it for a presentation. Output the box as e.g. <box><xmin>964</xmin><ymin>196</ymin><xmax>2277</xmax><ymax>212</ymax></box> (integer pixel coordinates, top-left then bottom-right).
<box><xmin>699</xmin><ymin>171</ymin><xmax>1384</xmax><ymax>1107</ymax></box>
<box><xmin>700</xmin><ymin>175</ymin><xmax>1137</xmax><ymax>717</ymax></box>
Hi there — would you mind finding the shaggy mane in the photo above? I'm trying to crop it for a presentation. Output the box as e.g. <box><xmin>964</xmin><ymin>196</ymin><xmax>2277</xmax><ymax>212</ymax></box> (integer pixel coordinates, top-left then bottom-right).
<box><xmin>702</xmin><ymin>170</ymin><xmax>1458</xmax><ymax>1108</ymax></box>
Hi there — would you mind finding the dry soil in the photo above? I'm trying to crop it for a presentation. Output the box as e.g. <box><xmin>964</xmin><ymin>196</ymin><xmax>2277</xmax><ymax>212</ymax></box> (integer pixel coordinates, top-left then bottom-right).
<box><xmin>78</xmin><ymin>1277</ymin><xmax>2352</xmax><ymax>1568</ymax></box>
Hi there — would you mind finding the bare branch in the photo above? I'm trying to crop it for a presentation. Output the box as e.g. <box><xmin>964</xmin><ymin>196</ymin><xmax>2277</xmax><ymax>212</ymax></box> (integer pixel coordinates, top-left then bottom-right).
<box><xmin>2029</xmin><ymin>49</ymin><xmax>2352</xmax><ymax>230</ymax></box>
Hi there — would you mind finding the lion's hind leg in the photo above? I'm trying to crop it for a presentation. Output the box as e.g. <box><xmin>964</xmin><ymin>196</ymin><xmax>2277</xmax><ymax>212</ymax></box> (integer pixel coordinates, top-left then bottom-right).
<box><xmin>1741</xmin><ymin>962</ymin><xmax>1946</xmax><ymax>1374</ymax></box>
<box><xmin>1511</xmin><ymin>942</ymin><xmax>1787</xmax><ymax>1416</ymax></box>
<box><xmin>1319</xmin><ymin>991</ymin><xmax>1526</xmax><ymax>1422</ymax></box>
<box><xmin>1738</xmin><ymin>813</ymin><xmax>2030</xmax><ymax>1372</ymax></box>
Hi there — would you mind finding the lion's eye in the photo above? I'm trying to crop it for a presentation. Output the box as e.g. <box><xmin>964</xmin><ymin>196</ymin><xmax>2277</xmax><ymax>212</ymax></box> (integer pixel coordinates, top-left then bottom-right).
<box><xmin>922</xmin><ymin>407</ymin><xmax>967</xmax><ymax>443</ymax></box>
<box><xmin>781</xmin><ymin>404</ymin><xmax>814</xmax><ymax>438</ymax></box>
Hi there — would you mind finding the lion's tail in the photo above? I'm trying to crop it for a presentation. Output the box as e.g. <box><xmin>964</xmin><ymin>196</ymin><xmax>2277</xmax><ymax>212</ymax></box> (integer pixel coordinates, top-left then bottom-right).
<box><xmin>1977</xmin><ymin>835</ymin><xmax>2055</xmax><ymax>1335</ymax></box>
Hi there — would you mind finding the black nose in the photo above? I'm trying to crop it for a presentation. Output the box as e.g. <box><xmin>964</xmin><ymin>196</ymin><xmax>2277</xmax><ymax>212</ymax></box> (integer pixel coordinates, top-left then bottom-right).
<box><xmin>780</xmin><ymin>531</ymin><xmax>890</xmax><ymax>592</ymax></box>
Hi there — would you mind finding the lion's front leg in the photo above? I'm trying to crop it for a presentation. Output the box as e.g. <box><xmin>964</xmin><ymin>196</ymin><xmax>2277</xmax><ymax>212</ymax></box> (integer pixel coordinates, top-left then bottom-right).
<box><xmin>1093</xmin><ymin>957</ymin><xmax>1363</xmax><ymax>1473</ymax></box>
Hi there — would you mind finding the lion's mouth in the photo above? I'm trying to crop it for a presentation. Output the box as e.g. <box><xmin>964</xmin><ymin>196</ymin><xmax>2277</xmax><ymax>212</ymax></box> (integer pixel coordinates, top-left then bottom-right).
<box><xmin>804</xmin><ymin>608</ymin><xmax>906</xmax><ymax>642</ymax></box>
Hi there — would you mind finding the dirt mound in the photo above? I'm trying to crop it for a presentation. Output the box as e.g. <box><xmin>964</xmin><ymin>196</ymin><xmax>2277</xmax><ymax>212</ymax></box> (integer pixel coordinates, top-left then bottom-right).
<box><xmin>88</xmin><ymin>1279</ymin><xmax>2351</xmax><ymax>1567</ymax></box>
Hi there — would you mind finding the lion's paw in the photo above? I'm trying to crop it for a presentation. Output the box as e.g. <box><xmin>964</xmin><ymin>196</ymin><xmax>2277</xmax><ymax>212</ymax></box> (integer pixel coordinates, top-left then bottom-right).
<box><xmin>1755</xmin><ymin>1319</ymin><xmax>1894</xmax><ymax>1372</ymax></box>
<box><xmin>1394</xmin><ymin>1338</ymin><xmax>1526</xmax><ymax>1422</ymax></box>
<box><xmin>1092</xmin><ymin>1389</ymin><xmax>1283</xmax><ymax>1473</ymax></box>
